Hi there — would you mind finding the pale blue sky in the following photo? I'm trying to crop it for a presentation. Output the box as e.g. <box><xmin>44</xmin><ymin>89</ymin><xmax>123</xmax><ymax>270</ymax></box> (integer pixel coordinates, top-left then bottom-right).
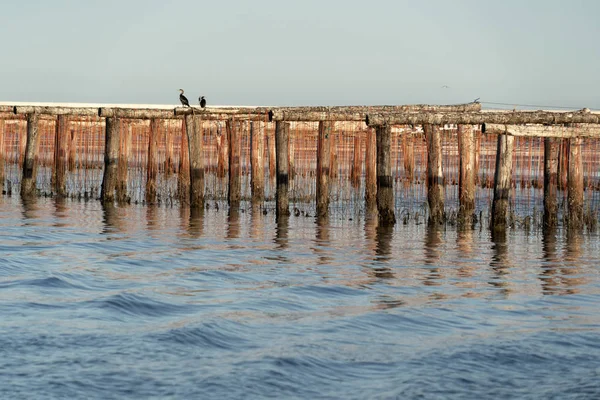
<box><xmin>2</xmin><ymin>0</ymin><xmax>599</xmax><ymax>108</ymax></box>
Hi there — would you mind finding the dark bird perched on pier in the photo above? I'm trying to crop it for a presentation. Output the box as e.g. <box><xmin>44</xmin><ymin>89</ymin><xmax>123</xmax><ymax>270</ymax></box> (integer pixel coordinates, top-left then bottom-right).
<box><xmin>199</xmin><ymin>96</ymin><xmax>206</xmax><ymax>108</ymax></box>
<box><xmin>179</xmin><ymin>89</ymin><xmax>190</xmax><ymax>107</ymax></box>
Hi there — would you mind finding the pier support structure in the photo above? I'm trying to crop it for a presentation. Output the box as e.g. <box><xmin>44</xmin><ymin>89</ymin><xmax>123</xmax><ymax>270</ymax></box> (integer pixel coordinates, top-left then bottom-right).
<box><xmin>491</xmin><ymin>132</ymin><xmax>514</xmax><ymax>230</ymax></box>
<box><xmin>376</xmin><ymin>124</ymin><xmax>395</xmax><ymax>225</ymax></box>
<box><xmin>275</xmin><ymin>121</ymin><xmax>290</xmax><ymax>217</ymax></box>
<box><xmin>100</xmin><ymin>117</ymin><xmax>119</xmax><ymax>203</ymax></box>
<box><xmin>425</xmin><ymin>124</ymin><xmax>444</xmax><ymax>225</ymax></box>
<box><xmin>316</xmin><ymin>121</ymin><xmax>333</xmax><ymax>218</ymax></box>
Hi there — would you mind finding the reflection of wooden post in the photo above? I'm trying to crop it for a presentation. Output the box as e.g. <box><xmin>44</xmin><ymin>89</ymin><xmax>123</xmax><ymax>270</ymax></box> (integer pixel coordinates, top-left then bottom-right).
<box><xmin>178</xmin><ymin>120</ymin><xmax>190</xmax><ymax>205</ymax></box>
<box><xmin>186</xmin><ymin>115</ymin><xmax>204</xmax><ymax>208</ymax></box>
<box><xmin>403</xmin><ymin>131</ymin><xmax>414</xmax><ymax>182</ymax></box>
<box><xmin>567</xmin><ymin>137</ymin><xmax>583</xmax><ymax>230</ymax></box>
<box><xmin>146</xmin><ymin>119</ymin><xmax>160</xmax><ymax>204</ymax></box>
<box><xmin>53</xmin><ymin>115</ymin><xmax>69</xmax><ymax>197</ymax></box>
<box><xmin>365</xmin><ymin>128</ymin><xmax>377</xmax><ymax>209</ymax></box>
<box><xmin>491</xmin><ymin>133</ymin><xmax>514</xmax><ymax>230</ymax></box>
<box><xmin>316</xmin><ymin>121</ymin><xmax>332</xmax><ymax>218</ymax></box>
<box><xmin>543</xmin><ymin>138</ymin><xmax>559</xmax><ymax>228</ymax></box>
<box><xmin>458</xmin><ymin>124</ymin><xmax>475</xmax><ymax>224</ymax></box>
<box><xmin>116</xmin><ymin>121</ymin><xmax>130</xmax><ymax>203</ymax></box>
<box><xmin>376</xmin><ymin>124</ymin><xmax>395</xmax><ymax>225</ymax></box>
<box><xmin>101</xmin><ymin>117</ymin><xmax>119</xmax><ymax>203</ymax></box>
<box><xmin>68</xmin><ymin>125</ymin><xmax>77</xmax><ymax>171</ymax></box>
<box><xmin>351</xmin><ymin>132</ymin><xmax>361</xmax><ymax>187</ymax></box>
<box><xmin>228</xmin><ymin>119</ymin><xmax>241</xmax><ymax>208</ymax></box>
<box><xmin>250</xmin><ymin>121</ymin><xmax>265</xmax><ymax>203</ymax></box>
<box><xmin>275</xmin><ymin>121</ymin><xmax>290</xmax><ymax>217</ymax></box>
<box><xmin>21</xmin><ymin>114</ymin><xmax>41</xmax><ymax>197</ymax></box>
<box><xmin>425</xmin><ymin>124</ymin><xmax>444</xmax><ymax>224</ymax></box>
<box><xmin>0</xmin><ymin>119</ymin><xmax>4</xmax><ymax>191</ymax></box>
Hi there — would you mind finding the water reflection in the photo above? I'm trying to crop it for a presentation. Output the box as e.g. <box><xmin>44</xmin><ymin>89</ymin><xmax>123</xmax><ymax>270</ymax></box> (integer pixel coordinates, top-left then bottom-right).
<box><xmin>101</xmin><ymin>202</ymin><xmax>126</xmax><ymax>233</ymax></box>
<box><xmin>423</xmin><ymin>224</ymin><xmax>443</xmax><ymax>287</ymax></box>
<box><xmin>250</xmin><ymin>204</ymin><xmax>265</xmax><ymax>240</ymax></box>
<box><xmin>490</xmin><ymin>229</ymin><xmax>511</xmax><ymax>297</ymax></box>
<box><xmin>227</xmin><ymin>208</ymin><xmax>240</xmax><ymax>240</ymax></box>
<box><xmin>313</xmin><ymin>216</ymin><xmax>332</xmax><ymax>265</ymax></box>
<box><xmin>20</xmin><ymin>196</ymin><xmax>39</xmax><ymax>223</ymax></box>
<box><xmin>53</xmin><ymin>197</ymin><xmax>68</xmax><ymax>228</ymax></box>
<box><xmin>274</xmin><ymin>214</ymin><xmax>289</xmax><ymax>252</ymax></box>
<box><xmin>181</xmin><ymin>206</ymin><xmax>204</xmax><ymax>238</ymax></box>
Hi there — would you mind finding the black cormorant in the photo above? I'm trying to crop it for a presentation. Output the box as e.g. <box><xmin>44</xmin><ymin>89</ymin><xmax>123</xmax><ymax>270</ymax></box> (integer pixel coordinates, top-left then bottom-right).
<box><xmin>179</xmin><ymin>89</ymin><xmax>190</xmax><ymax>107</ymax></box>
<box><xmin>199</xmin><ymin>96</ymin><xmax>206</xmax><ymax>108</ymax></box>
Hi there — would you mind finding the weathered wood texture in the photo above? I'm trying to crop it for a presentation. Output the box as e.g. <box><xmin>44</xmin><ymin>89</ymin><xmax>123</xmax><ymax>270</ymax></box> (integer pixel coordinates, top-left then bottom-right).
<box><xmin>351</xmin><ymin>133</ymin><xmax>361</xmax><ymax>187</ymax></box>
<box><xmin>543</xmin><ymin>138</ymin><xmax>559</xmax><ymax>228</ymax></box>
<box><xmin>14</xmin><ymin>106</ymin><xmax>98</xmax><ymax>116</ymax></box>
<box><xmin>52</xmin><ymin>115</ymin><xmax>69</xmax><ymax>197</ymax></box>
<box><xmin>275</xmin><ymin>121</ymin><xmax>290</xmax><ymax>217</ymax></box>
<box><xmin>250</xmin><ymin>122</ymin><xmax>265</xmax><ymax>202</ymax></box>
<box><xmin>146</xmin><ymin>119</ymin><xmax>160</xmax><ymax>203</ymax></box>
<box><xmin>0</xmin><ymin>119</ymin><xmax>5</xmax><ymax>191</ymax></box>
<box><xmin>100</xmin><ymin>117</ymin><xmax>119</xmax><ymax>203</ymax></box>
<box><xmin>491</xmin><ymin>133</ymin><xmax>515</xmax><ymax>230</ymax></box>
<box><xmin>21</xmin><ymin>114</ymin><xmax>41</xmax><ymax>197</ymax></box>
<box><xmin>425</xmin><ymin>124</ymin><xmax>444</xmax><ymax>224</ymax></box>
<box><xmin>567</xmin><ymin>138</ymin><xmax>584</xmax><ymax>229</ymax></box>
<box><xmin>178</xmin><ymin>121</ymin><xmax>190</xmax><ymax>205</ymax></box>
<box><xmin>217</xmin><ymin>124</ymin><xmax>228</xmax><ymax>179</ymax></box>
<box><xmin>365</xmin><ymin>128</ymin><xmax>377</xmax><ymax>209</ymax></box>
<box><xmin>487</xmin><ymin>123</ymin><xmax>600</xmax><ymax>138</ymax></box>
<box><xmin>458</xmin><ymin>124</ymin><xmax>475</xmax><ymax>225</ymax></box>
<box><xmin>186</xmin><ymin>115</ymin><xmax>204</xmax><ymax>208</ymax></box>
<box><xmin>228</xmin><ymin>120</ymin><xmax>242</xmax><ymax>207</ymax></box>
<box><xmin>68</xmin><ymin>125</ymin><xmax>77</xmax><ymax>171</ymax></box>
<box><xmin>403</xmin><ymin>132</ymin><xmax>415</xmax><ymax>182</ymax></box>
<box><xmin>376</xmin><ymin>125</ymin><xmax>396</xmax><ymax>225</ymax></box>
<box><xmin>367</xmin><ymin>110</ymin><xmax>600</xmax><ymax>127</ymax></box>
<box><xmin>116</xmin><ymin>122</ymin><xmax>131</xmax><ymax>203</ymax></box>
<box><xmin>316</xmin><ymin>121</ymin><xmax>333</xmax><ymax>218</ymax></box>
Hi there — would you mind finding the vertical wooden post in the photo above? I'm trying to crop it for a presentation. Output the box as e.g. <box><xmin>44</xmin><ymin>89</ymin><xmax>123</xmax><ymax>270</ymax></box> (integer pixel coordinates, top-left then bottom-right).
<box><xmin>365</xmin><ymin>127</ymin><xmax>377</xmax><ymax>210</ymax></box>
<box><xmin>376</xmin><ymin>124</ymin><xmax>395</xmax><ymax>225</ymax></box>
<box><xmin>19</xmin><ymin>124</ymin><xmax>27</xmax><ymax>167</ymax></box>
<box><xmin>217</xmin><ymin>123</ymin><xmax>228</xmax><ymax>179</ymax></box>
<box><xmin>164</xmin><ymin>122</ymin><xmax>174</xmax><ymax>176</ymax></box>
<box><xmin>0</xmin><ymin>119</ymin><xmax>5</xmax><ymax>192</ymax></box>
<box><xmin>275</xmin><ymin>121</ymin><xmax>290</xmax><ymax>217</ymax></box>
<box><xmin>178</xmin><ymin>120</ymin><xmax>190</xmax><ymax>205</ymax></box>
<box><xmin>52</xmin><ymin>115</ymin><xmax>69</xmax><ymax>197</ymax></box>
<box><xmin>228</xmin><ymin>119</ymin><xmax>241</xmax><ymax>208</ymax></box>
<box><xmin>351</xmin><ymin>132</ymin><xmax>361</xmax><ymax>187</ymax></box>
<box><xmin>68</xmin><ymin>125</ymin><xmax>77</xmax><ymax>171</ymax></box>
<box><xmin>288</xmin><ymin>128</ymin><xmax>295</xmax><ymax>181</ymax></box>
<box><xmin>474</xmin><ymin>126</ymin><xmax>481</xmax><ymax>185</ymax></box>
<box><xmin>491</xmin><ymin>132</ymin><xmax>514</xmax><ymax>230</ymax></box>
<box><xmin>543</xmin><ymin>137</ymin><xmax>559</xmax><ymax>228</ymax></box>
<box><xmin>567</xmin><ymin>137</ymin><xmax>584</xmax><ymax>230</ymax></box>
<box><xmin>186</xmin><ymin>114</ymin><xmax>204</xmax><ymax>208</ymax></box>
<box><xmin>557</xmin><ymin>139</ymin><xmax>569</xmax><ymax>190</ymax></box>
<box><xmin>250</xmin><ymin>121</ymin><xmax>265</xmax><ymax>203</ymax></box>
<box><xmin>316</xmin><ymin>121</ymin><xmax>333</xmax><ymax>218</ymax></box>
<box><xmin>425</xmin><ymin>124</ymin><xmax>444</xmax><ymax>224</ymax></box>
<box><xmin>458</xmin><ymin>124</ymin><xmax>475</xmax><ymax>224</ymax></box>
<box><xmin>146</xmin><ymin>118</ymin><xmax>160</xmax><ymax>204</ymax></box>
<box><xmin>268</xmin><ymin>126</ymin><xmax>276</xmax><ymax>182</ymax></box>
<box><xmin>21</xmin><ymin>114</ymin><xmax>41</xmax><ymax>197</ymax></box>
<box><xmin>403</xmin><ymin>131</ymin><xmax>415</xmax><ymax>182</ymax></box>
<box><xmin>101</xmin><ymin>117</ymin><xmax>119</xmax><ymax>203</ymax></box>
<box><xmin>329</xmin><ymin>132</ymin><xmax>338</xmax><ymax>179</ymax></box>
<box><xmin>116</xmin><ymin>121</ymin><xmax>130</xmax><ymax>203</ymax></box>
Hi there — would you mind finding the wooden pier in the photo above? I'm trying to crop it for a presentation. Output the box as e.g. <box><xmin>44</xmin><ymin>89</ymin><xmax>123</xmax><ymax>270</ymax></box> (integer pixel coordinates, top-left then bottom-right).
<box><xmin>1</xmin><ymin>102</ymin><xmax>599</xmax><ymax>231</ymax></box>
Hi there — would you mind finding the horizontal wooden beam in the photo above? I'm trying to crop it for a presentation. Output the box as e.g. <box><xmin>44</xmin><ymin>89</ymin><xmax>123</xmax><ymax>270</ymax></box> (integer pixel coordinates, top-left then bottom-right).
<box><xmin>174</xmin><ymin>106</ymin><xmax>271</xmax><ymax>117</ymax></box>
<box><xmin>366</xmin><ymin>110</ymin><xmax>600</xmax><ymax>127</ymax></box>
<box><xmin>100</xmin><ymin>108</ymin><xmax>178</xmax><ymax>119</ymax></box>
<box><xmin>486</xmin><ymin>123</ymin><xmax>600</xmax><ymax>138</ymax></box>
<box><xmin>14</xmin><ymin>105</ymin><xmax>99</xmax><ymax>117</ymax></box>
<box><xmin>0</xmin><ymin>105</ymin><xmax>13</xmax><ymax>113</ymax></box>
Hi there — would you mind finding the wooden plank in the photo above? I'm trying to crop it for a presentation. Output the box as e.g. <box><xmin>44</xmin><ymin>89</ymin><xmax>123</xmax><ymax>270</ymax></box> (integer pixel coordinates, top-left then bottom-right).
<box><xmin>487</xmin><ymin>123</ymin><xmax>600</xmax><ymax>138</ymax></box>
<box><xmin>425</xmin><ymin>124</ymin><xmax>444</xmax><ymax>224</ymax></box>
<box><xmin>14</xmin><ymin>106</ymin><xmax>98</xmax><ymax>116</ymax></box>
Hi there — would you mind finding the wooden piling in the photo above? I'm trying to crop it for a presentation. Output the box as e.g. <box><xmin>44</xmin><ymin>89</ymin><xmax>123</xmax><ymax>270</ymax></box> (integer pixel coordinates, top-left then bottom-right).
<box><xmin>186</xmin><ymin>114</ymin><xmax>204</xmax><ymax>208</ymax></box>
<box><xmin>403</xmin><ymin>131</ymin><xmax>415</xmax><ymax>182</ymax></box>
<box><xmin>424</xmin><ymin>124</ymin><xmax>444</xmax><ymax>224</ymax></box>
<box><xmin>100</xmin><ymin>117</ymin><xmax>119</xmax><ymax>203</ymax></box>
<box><xmin>491</xmin><ymin>133</ymin><xmax>514</xmax><ymax>230</ymax></box>
<box><xmin>543</xmin><ymin>137</ymin><xmax>559</xmax><ymax>228</ymax></box>
<box><xmin>116</xmin><ymin>121</ymin><xmax>130</xmax><ymax>203</ymax></box>
<box><xmin>0</xmin><ymin>119</ymin><xmax>5</xmax><ymax>192</ymax></box>
<box><xmin>557</xmin><ymin>139</ymin><xmax>568</xmax><ymax>190</ymax></box>
<box><xmin>146</xmin><ymin>118</ymin><xmax>160</xmax><ymax>204</ymax></box>
<box><xmin>52</xmin><ymin>115</ymin><xmax>69</xmax><ymax>197</ymax></box>
<box><xmin>365</xmin><ymin>128</ymin><xmax>377</xmax><ymax>210</ymax></box>
<box><xmin>178</xmin><ymin>120</ymin><xmax>190</xmax><ymax>205</ymax></box>
<box><xmin>228</xmin><ymin>119</ymin><xmax>241</xmax><ymax>208</ymax></box>
<box><xmin>217</xmin><ymin>122</ymin><xmax>228</xmax><ymax>179</ymax></box>
<box><xmin>21</xmin><ymin>114</ymin><xmax>41</xmax><ymax>197</ymax></box>
<box><xmin>316</xmin><ymin>121</ymin><xmax>333</xmax><ymax>218</ymax></box>
<box><xmin>268</xmin><ymin>127</ymin><xmax>276</xmax><ymax>182</ymax></box>
<box><xmin>164</xmin><ymin>122</ymin><xmax>174</xmax><ymax>176</ymax></box>
<box><xmin>351</xmin><ymin>132</ymin><xmax>361</xmax><ymax>187</ymax></box>
<box><xmin>458</xmin><ymin>124</ymin><xmax>475</xmax><ymax>224</ymax></box>
<box><xmin>567</xmin><ymin>137</ymin><xmax>584</xmax><ymax>229</ymax></box>
<box><xmin>288</xmin><ymin>129</ymin><xmax>295</xmax><ymax>180</ymax></box>
<box><xmin>250</xmin><ymin>121</ymin><xmax>265</xmax><ymax>203</ymax></box>
<box><xmin>68</xmin><ymin>126</ymin><xmax>77</xmax><ymax>171</ymax></box>
<box><xmin>376</xmin><ymin>125</ymin><xmax>396</xmax><ymax>225</ymax></box>
<box><xmin>275</xmin><ymin>121</ymin><xmax>290</xmax><ymax>217</ymax></box>
<box><xmin>329</xmin><ymin>132</ymin><xmax>338</xmax><ymax>179</ymax></box>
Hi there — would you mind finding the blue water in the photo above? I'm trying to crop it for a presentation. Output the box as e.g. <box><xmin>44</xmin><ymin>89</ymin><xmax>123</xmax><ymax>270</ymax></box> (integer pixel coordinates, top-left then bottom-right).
<box><xmin>1</xmin><ymin>196</ymin><xmax>599</xmax><ymax>399</ymax></box>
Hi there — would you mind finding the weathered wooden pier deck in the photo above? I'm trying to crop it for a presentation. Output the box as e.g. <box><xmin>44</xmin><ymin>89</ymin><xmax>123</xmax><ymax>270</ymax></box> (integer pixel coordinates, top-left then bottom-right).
<box><xmin>1</xmin><ymin>101</ymin><xmax>599</xmax><ymax>231</ymax></box>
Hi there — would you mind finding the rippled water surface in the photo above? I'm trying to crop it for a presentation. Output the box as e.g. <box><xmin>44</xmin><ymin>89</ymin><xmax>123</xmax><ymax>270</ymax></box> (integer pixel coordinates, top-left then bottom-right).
<box><xmin>1</xmin><ymin>196</ymin><xmax>599</xmax><ymax>399</ymax></box>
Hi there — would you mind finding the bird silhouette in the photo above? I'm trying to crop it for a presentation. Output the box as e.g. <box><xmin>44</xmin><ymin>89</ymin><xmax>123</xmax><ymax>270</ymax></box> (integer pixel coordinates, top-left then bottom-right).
<box><xmin>179</xmin><ymin>89</ymin><xmax>190</xmax><ymax>107</ymax></box>
<box><xmin>199</xmin><ymin>96</ymin><xmax>206</xmax><ymax>108</ymax></box>
<box><xmin>473</xmin><ymin>97</ymin><xmax>480</xmax><ymax>103</ymax></box>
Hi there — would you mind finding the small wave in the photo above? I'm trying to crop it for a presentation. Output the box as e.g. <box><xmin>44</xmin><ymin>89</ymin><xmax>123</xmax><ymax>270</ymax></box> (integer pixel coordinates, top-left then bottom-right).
<box><xmin>156</xmin><ymin>320</ymin><xmax>252</xmax><ymax>351</ymax></box>
<box><xmin>90</xmin><ymin>292</ymin><xmax>190</xmax><ymax>318</ymax></box>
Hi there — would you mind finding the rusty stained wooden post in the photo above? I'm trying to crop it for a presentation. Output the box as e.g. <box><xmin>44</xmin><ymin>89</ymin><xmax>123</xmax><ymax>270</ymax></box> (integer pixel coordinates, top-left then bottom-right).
<box><xmin>68</xmin><ymin>124</ymin><xmax>77</xmax><ymax>171</ymax></box>
<box><xmin>403</xmin><ymin>130</ymin><xmax>415</xmax><ymax>182</ymax></box>
<box><xmin>424</xmin><ymin>124</ymin><xmax>445</xmax><ymax>225</ymax></box>
<box><xmin>557</xmin><ymin>138</ymin><xmax>569</xmax><ymax>190</ymax></box>
<box><xmin>164</xmin><ymin>122</ymin><xmax>174</xmax><ymax>176</ymax></box>
<box><xmin>116</xmin><ymin>121</ymin><xmax>131</xmax><ymax>203</ymax></box>
<box><xmin>376</xmin><ymin>124</ymin><xmax>396</xmax><ymax>225</ymax></box>
<box><xmin>0</xmin><ymin>119</ymin><xmax>5</xmax><ymax>192</ymax></box>
<box><xmin>228</xmin><ymin>119</ymin><xmax>242</xmax><ymax>208</ymax></box>
<box><xmin>100</xmin><ymin>117</ymin><xmax>119</xmax><ymax>203</ymax></box>
<box><xmin>178</xmin><ymin>119</ymin><xmax>191</xmax><ymax>205</ymax></box>
<box><xmin>21</xmin><ymin>113</ymin><xmax>41</xmax><ymax>197</ymax></box>
<box><xmin>567</xmin><ymin>137</ymin><xmax>584</xmax><ymax>230</ymax></box>
<box><xmin>185</xmin><ymin>114</ymin><xmax>205</xmax><ymax>208</ymax></box>
<box><xmin>250</xmin><ymin>121</ymin><xmax>265</xmax><ymax>203</ymax></box>
<box><xmin>268</xmin><ymin>126</ymin><xmax>276</xmax><ymax>182</ymax></box>
<box><xmin>52</xmin><ymin>115</ymin><xmax>69</xmax><ymax>197</ymax></box>
<box><xmin>543</xmin><ymin>137</ymin><xmax>559</xmax><ymax>228</ymax></box>
<box><xmin>217</xmin><ymin>122</ymin><xmax>228</xmax><ymax>179</ymax></box>
<box><xmin>146</xmin><ymin>118</ymin><xmax>160</xmax><ymax>204</ymax></box>
<box><xmin>316</xmin><ymin>121</ymin><xmax>333</xmax><ymax>218</ymax></box>
<box><xmin>275</xmin><ymin>121</ymin><xmax>290</xmax><ymax>217</ymax></box>
<box><xmin>351</xmin><ymin>132</ymin><xmax>362</xmax><ymax>187</ymax></box>
<box><xmin>288</xmin><ymin>128</ymin><xmax>295</xmax><ymax>181</ymax></box>
<box><xmin>19</xmin><ymin>123</ymin><xmax>27</xmax><ymax>167</ymax></box>
<box><xmin>365</xmin><ymin>127</ymin><xmax>377</xmax><ymax>210</ymax></box>
<box><xmin>491</xmin><ymin>132</ymin><xmax>514</xmax><ymax>230</ymax></box>
<box><xmin>458</xmin><ymin>124</ymin><xmax>475</xmax><ymax>225</ymax></box>
<box><xmin>329</xmin><ymin>131</ymin><xmax>338</xmax><ymax>179</ymax></box>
